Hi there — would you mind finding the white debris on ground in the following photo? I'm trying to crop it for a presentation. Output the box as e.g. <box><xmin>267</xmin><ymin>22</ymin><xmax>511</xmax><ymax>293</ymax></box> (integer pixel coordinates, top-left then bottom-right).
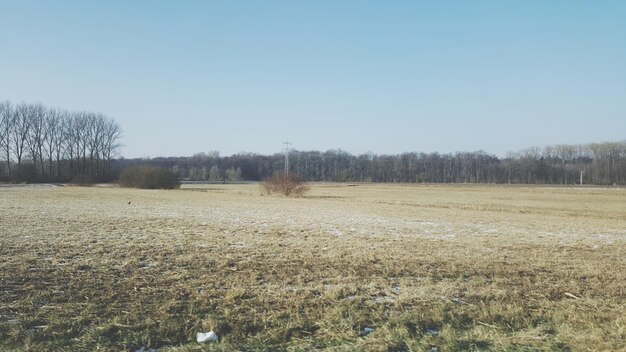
<box><xmin>196</xmin><ymin>331</ymin><xmax>218</xmax><ymax>343</ymax></box>
<box><xmin>134</xmin><ymin>347</ymin><xmax>156</xmax><ymax>352</ymax></box>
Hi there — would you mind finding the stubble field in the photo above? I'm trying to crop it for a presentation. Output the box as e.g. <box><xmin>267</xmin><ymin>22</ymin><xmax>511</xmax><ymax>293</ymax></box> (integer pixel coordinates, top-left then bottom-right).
<box><xmin>1</xmin><ymin>183</ymin><xmax>625</xmax><ymax>351</ymax></box>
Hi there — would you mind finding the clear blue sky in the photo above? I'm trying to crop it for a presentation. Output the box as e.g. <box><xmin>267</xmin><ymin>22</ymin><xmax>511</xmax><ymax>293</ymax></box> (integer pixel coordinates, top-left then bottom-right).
<box><xmin>1</xmin><ymin>1</ymin><xmax>624</xmax><ymax>158</ymax></box>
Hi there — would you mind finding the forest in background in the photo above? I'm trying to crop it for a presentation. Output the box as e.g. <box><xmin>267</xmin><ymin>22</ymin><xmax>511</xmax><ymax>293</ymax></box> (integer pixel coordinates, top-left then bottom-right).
<box><xmin>2</xmin><ymin>101</ymin><xmax>625</xmax><ymax>185</ymax></box>
<box><xmin>119</xmin><ymin>141</ymin><xmax>626</xmax><ymax>185</ymax></box>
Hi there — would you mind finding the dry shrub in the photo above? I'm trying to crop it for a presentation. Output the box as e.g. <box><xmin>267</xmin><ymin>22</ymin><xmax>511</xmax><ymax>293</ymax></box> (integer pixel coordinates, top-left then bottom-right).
<box><xmin>261</xmin><ymin>172</ymin><xmax>310</xmax><ymax>197</ymax></box>
<box><xmin>119</xmin><ymin>165</ymin><xmax>180</xmax><ymax>189</ymax></box>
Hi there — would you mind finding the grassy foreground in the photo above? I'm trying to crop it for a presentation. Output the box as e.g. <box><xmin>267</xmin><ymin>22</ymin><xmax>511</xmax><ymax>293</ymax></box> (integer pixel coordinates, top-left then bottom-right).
<box><xmin>1</xmin><ymin>183</ymin><xmax>625</xmax><ymax>351</ymax></box>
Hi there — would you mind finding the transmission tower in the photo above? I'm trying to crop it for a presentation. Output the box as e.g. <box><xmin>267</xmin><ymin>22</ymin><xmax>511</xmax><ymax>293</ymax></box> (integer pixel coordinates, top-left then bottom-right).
<box><xmin>283</xmin><ymin>141</ymin><xmax>292</xmax><ymax>173</ymax></box>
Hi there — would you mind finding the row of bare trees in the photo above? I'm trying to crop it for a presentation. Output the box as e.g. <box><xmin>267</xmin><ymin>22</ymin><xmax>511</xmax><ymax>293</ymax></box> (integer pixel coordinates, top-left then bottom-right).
<box><xmin>119</xmin><ymin>141</ymin><xmax>626</xmax><ymax>185</ymax></box>
<box><xmin>504</xmin><ymin>142</ymin><xmax>626</xmax><ymax>185</ymax></box>
<box><xmin>0</xmin><ymin>100</ymin><xmax>122</xmax><ymax>182</ymax></box>
<box><xmin>284</xmin><ymin>144</ymin><xmax>626</xmax><ymax>185</ymax></box>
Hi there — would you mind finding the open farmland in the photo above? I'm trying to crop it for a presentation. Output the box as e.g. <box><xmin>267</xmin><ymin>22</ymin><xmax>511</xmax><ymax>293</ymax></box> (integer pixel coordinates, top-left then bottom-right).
<box><xmin>1</xmin><ymin>184</ymin><xmax>625</xmax><ymax>351</ymax></box>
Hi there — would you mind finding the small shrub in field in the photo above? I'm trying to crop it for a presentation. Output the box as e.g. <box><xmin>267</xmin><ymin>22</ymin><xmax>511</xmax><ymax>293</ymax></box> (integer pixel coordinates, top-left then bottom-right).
<box><xmin>261</xmin><ymin>172</ymin><xmax>309</xmax><ymax>197</ymax></box>
<box><xmin>119</xmin><ymin>165</ymin><xmax>180</xmax><ymax>189</ymax></box>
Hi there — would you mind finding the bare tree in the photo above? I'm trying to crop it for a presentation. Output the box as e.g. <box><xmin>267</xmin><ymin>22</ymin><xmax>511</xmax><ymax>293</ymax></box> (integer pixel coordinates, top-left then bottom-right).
<box><xmin>86</xmin><ymin>113</ymin><xmax>102</xmax><ymax>176</ymax></box>
<box><xmin>54</xmin><ymin>111</ymin><xmax>69</xmax><ymax>178</ymax></box>
<box><xmin>63</xmin><ymin>113</ymin><xmax>77</xmax><ymax>176</ymax></box>
<box><xmin>43</xmin><ymin>108</ymin><xmax>62</xmax><ymax>178</ymax></box>
<box><xmin>26</xmin><ymin>103</ymin><xmax>48</xmax><ymax>179</ymax></box>
<box><xmin>11</xmin><ymin>103</ymin><xmax>33</xmax><ymax>168</ymax></box>
<box><xmin>69</xmin><ymin>112</ymin><xmax>89</xmax><ymax>176</ymax></box>
<box><xmin>0</xmin><ymin>101</ymin><xmax>13</xmax><ymax>176</ymax></box>
<box><xmin>101</xmin><ymin>117</ymin><xmax>122</xmax><ymax>177</ymax></box>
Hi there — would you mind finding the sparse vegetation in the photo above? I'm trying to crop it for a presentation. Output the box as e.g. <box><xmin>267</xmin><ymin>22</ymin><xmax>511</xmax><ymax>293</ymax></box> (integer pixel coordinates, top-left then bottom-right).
<box><xmin>261</xmin><ymin>172</ymin><xmax>310</xmax><ymax>197</ymax></box>
<box><xmin>119</xmin><ymin>165</ymin><xmax>180</xmax><ymax>189</ymax></box>
<box><xmin>0</xmin><ymin>184</ymin><xmax>624</xmax><ymax>351</ymax></box>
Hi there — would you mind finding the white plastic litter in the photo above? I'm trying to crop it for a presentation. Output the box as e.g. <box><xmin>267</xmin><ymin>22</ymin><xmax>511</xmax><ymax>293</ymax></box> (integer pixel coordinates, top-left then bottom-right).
<box><xmin>362</xmin><ymin>327</ymin><xmax>374</xmax><ymax>335</ymax></box>
<box><xmin>135</xmin><ymin>347</ymin><xmax>156</xmax><ymax>352</ymax></box>
<box><xmin>196</xmin><ymin>331</ymin><xmax>219</xmax><ymax>343</ymax></box>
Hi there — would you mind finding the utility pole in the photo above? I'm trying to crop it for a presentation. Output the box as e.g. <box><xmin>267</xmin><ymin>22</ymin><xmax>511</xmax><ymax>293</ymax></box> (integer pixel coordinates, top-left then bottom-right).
<box><xmin>580</xmin><ymin>170</ymin><xmax>584</xmax><ymax>185</ymax></box>
<box><xmin>283</xmin><ymin>141</ymin><xmax>292</xmax><ymax>173</ymax></box>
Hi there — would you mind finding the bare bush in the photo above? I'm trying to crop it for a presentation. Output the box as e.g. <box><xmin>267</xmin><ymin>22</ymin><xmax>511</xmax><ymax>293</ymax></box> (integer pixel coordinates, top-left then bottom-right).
<box><xmin>119</xmin><ymin>165</ymin><xmax>180</xmax><ymax>189</ymax></box>
<box><xmin>261</xmin><ymin>172</ymin><xmax>309</xmax><ymax>197</ymax></box>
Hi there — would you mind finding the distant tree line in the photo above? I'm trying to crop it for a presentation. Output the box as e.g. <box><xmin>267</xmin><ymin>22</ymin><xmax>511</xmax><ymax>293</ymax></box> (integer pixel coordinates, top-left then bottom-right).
<box><xmin>118</xmin><ymin>141</ymin><xmax>626</xmax><ymax>185</ymax></box>
<box><xmin>0</xmin><ymin>100</ymin><xmax>122</xmax><ymax>182</ymax></box>
<box><xmin>3</xmin><ymin>99</ymin><xmax>622</xmax><ymax>186</ymax></box>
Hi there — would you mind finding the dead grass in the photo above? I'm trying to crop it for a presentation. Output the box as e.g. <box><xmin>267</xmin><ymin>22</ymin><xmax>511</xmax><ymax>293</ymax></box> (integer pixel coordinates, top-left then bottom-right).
<box><xmin>1</xmin><ymin>183</ymin><xmax>625</xmax><ymax>351</ymax></box>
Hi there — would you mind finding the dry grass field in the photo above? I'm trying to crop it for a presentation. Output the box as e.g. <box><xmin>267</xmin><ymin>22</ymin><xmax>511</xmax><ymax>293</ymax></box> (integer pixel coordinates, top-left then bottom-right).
<box><xmin>1</xmin><ymin>183</ymin><xmax>625</xmax><ymax>351</ymax></box>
